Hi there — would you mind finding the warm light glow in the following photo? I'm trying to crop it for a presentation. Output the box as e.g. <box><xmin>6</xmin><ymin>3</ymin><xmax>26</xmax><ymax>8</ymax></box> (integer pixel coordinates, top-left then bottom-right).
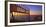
<box><xmin>30</xmin><ymin>11</ymin><xmax>41</xmax><ymax>15</ymax></box>
<box><xmin>12</xmin><ymin>12</ymin><xmax>29</xmax><ymax>16</ymax></box>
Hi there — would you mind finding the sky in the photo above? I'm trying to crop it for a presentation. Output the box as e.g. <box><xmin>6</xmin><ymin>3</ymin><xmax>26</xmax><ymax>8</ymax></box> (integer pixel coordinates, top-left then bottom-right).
<box><xmin>16</xmin><ymin>4</ymin><xmax>42</xmax><ymax>15</ymax></box>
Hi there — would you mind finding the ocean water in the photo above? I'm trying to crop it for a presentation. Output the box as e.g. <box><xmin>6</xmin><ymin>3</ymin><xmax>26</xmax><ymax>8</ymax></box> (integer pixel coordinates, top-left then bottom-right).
<box><xmin>10</xmin><ymin>15</ymin><xmax>42</xmax><ymax>23</ymax></box>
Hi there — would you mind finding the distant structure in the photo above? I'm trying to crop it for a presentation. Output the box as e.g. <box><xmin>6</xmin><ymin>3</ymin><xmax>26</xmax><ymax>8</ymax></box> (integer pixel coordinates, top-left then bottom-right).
<box><xmin>10</xmin><ymin>4</ymin><xmax>30</xmax><ymax>22</ymax></box>
<box><xmin>10</xmin><ymin>4</ymin><xmax>30</xmax><ymax>14</ymax></box>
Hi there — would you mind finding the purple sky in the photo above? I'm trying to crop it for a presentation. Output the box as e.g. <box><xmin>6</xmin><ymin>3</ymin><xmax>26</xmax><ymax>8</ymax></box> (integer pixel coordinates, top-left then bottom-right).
<box><xmin>16</xmin><ymin>4</ymin><xmax>42</xmax><ymax>15</ymax></box>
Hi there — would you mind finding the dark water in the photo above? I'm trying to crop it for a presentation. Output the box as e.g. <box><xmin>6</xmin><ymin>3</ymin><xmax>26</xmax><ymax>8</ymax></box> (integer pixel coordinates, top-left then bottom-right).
<box><xmin>10</xmin><ymin>15</ymin><xmax>42</xmax><ymax>23</ymax></box>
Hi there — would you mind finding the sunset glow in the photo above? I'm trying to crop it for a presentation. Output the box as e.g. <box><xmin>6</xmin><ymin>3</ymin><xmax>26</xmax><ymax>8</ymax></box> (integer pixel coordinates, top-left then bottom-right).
<box><xmin>12</xmin><ymin>12</ymin><xmax>29</xmax><ymax>16</ymax></box>
<box><xmin>16</xmin><ymin>4</ymin><xmax>42</xmax><ymax>15</ymax></box>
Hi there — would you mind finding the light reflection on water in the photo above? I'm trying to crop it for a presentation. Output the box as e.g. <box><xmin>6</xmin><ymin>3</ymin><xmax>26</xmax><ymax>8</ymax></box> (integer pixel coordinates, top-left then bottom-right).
<box><xmin>10</xmin><ymin>15</ymin><xmax>42</xmax><ymax>23</ymax></box>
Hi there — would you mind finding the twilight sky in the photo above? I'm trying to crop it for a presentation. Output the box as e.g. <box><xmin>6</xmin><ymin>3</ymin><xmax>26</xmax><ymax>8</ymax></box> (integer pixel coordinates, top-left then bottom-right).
<box><xmin>16</xmin><ymin>4</ymin><xmax>42</xmax><ymax>15</ymax></box>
